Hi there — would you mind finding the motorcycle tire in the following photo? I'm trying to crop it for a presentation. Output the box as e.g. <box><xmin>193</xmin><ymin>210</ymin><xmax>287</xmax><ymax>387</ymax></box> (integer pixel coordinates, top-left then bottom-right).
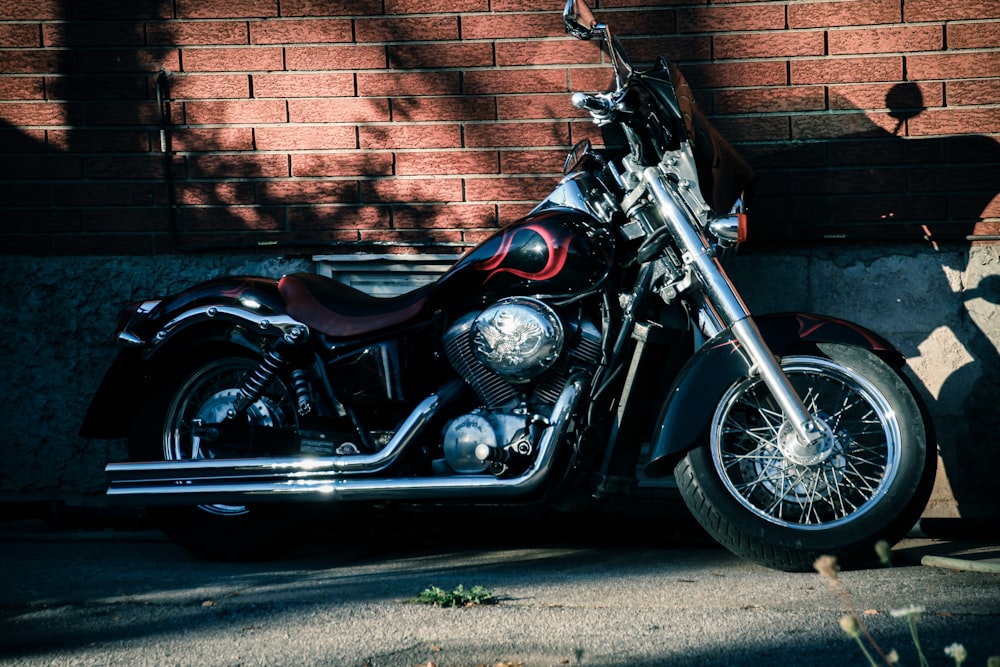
<box><xmin>674</xmin><ymin>343</ymin><xmax>936</xmax><ymax>572</ymax></box>
<box><xmin>128</xmin><ymin>346</ymin><xmax>305</xmax><ymax>561</ymax></box>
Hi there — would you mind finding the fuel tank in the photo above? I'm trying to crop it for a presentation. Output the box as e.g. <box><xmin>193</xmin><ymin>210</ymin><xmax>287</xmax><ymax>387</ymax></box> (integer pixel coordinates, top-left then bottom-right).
<box><xmin>430</xmin><ymin>208</ymin><xmax>614</xmax><ymax>309</ymax></box>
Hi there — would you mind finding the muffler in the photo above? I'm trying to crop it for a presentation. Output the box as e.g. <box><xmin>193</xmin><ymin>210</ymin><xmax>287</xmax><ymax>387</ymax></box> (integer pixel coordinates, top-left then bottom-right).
<box><xmin>106</xmin><ymin>375</ymin><xmax>584</xmax><ymax>506</ymax></box>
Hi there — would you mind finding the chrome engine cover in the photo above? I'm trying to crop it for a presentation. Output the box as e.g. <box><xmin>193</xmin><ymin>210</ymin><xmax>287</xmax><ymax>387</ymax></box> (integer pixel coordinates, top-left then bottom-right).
<box><xmin>471</xmin><ymin>297</ymin><xmax>564</xmax><ymax>383</ymax></box>
<box><xmin>442</xmin><ymin>409</ymin><xmax>532</xmax><ymax>475</ymax></box>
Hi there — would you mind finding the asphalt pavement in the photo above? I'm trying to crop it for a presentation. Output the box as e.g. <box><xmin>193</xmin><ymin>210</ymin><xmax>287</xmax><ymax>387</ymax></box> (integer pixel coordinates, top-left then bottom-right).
<box><xmin>1</xmin><ymin>511</ymin><xmax>998</xmax><ymax>667</ymax></box>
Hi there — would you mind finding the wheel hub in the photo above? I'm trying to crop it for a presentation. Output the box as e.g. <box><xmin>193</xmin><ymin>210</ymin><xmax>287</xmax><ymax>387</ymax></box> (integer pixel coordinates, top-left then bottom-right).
<box><xmin>776</xmin><ymin>417</ymin><xmax>836</xmax><ymax>466</ymax></box>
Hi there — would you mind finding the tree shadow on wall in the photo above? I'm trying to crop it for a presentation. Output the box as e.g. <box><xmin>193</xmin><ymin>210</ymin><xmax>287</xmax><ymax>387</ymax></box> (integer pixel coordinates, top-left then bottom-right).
<box><xmin>739</xmin><ymin>83</ymin><xmax>1000</xmax><ymax>519</ymax></box>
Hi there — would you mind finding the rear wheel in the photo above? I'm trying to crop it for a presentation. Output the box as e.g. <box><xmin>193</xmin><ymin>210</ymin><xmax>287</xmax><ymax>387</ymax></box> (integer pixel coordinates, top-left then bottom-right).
<box><xmin>675</xmin><ymin>344</ymin><xmax>935</xmax><ymax>571</ymax></box>
<box><xmin>129</xmin><ymin>347</ymin><xmax>303</xmax><ymax>560</ymax></box>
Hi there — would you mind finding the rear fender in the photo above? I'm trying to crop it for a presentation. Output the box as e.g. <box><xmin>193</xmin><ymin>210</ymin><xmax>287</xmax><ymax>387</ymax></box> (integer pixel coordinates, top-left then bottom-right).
<box><xmin>643</xmin><ymin>312</ymin><xmax>903</xmax><ymax>477</ymax></box>
<box><xmin>79</xmin><ymin>276</ymin><xmax>296</xmax><ymax>440</ymax></box>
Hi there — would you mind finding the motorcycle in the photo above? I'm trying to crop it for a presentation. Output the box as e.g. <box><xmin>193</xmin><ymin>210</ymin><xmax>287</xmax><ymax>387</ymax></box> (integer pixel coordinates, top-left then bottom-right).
<box><xmin>80</xmin><ymin>0</ymin><xmax>936</xmax><ymax>571</ymax></box>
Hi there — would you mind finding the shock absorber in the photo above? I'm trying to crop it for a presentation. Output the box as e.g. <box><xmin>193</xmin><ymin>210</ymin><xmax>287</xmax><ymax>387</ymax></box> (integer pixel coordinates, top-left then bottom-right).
<box><xmin>228</xmin><ymin>328</ymin><xmax>306</xmax><ymax>419</ymax></box>
<box><xmin>290</xmin><ymin>368</ymin><xmax>313</xmax><ymax>416</ymax></box>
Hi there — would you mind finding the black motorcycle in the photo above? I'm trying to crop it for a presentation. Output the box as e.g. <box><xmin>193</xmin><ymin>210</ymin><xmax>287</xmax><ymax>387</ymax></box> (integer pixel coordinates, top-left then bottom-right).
<box><xmin>81</xmin><ymin>0</ymin><xmax>936</xmax><ymax>571</ymax></box>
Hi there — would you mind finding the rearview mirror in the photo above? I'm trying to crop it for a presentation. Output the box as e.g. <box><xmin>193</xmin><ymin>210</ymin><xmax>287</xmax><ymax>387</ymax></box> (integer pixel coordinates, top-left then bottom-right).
<box><xmin>563</xmin><ymin>0</ymin><xmax>602</xmax><ymax>40</ymax></box>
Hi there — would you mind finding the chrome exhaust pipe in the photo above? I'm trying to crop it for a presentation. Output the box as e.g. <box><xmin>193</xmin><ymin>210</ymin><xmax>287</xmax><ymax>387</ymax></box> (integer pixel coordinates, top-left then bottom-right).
<box><xmin>106</xmin><ymin>379</ymin><xmax>464</xmax><ymax>487</ymax></box>
<box><xmin>106</xmin><ymin>375</ymin><xmax>585</xmax><ymax>505</ymax></box>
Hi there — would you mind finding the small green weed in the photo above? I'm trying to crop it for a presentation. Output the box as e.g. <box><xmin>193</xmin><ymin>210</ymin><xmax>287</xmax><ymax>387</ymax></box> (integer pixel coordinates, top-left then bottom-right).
<box><xmin>415</xmin><ymin>584</ymin><xmax>496</xmax><ymax>608</ymax></box>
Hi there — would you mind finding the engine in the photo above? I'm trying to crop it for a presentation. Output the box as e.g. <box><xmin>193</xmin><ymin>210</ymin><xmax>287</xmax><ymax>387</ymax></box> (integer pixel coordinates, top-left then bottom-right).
<box><xmin>439</xmin><ymin>297</ymin><xmax>602</xmax><ymax>475</ymax></box>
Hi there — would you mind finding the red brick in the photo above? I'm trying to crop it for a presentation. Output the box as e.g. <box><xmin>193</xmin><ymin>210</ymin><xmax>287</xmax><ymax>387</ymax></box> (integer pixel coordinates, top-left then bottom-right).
<box><xmin>568</xmin><ymin>67</ymin><xmax>624</xmax><ymax>93</ymax></box>
<box><xmin>180</xmin><ymin>206</ymin><xmax>285</xmax><ymax>231</ymax></box>
<box><xmin>175</xmin><ymin>181</ymin><xmax>255</xmax><ymax>206</ymax></box>
<box><xmin>279</xmin><ymin>0</ymin><xmax>382</xmax><ymax>16</ymax></box>
<box><xmin>907</xmin><ymin>52</ymin><xmax>1000</xmax><ymax>81</ymax></box>
<box><xmin>254</xmin><ymin>126</ymin><xmax>357</xmax><ymax>151</ymax></box>
<box><xmin>176</xmin><ymin>0</ymin><xmax>278</xmax><ymax>19</ymax></box>
<box><xmin>0</xmin><ymin>127</ymin><xmax>46</xmax><ymax>152</ymax></box>
<box><xmin>289</xmin><ymin>204</ymin><xmax>389</xmax><ymax>231</ymax></box>
<box><xmin>828</xmin><ymin>26</ymin><xmax>943</xmax><ymax>55</ymax></box>
<box><xmin>0</xmin><ymin>76</ymin><xmax>45</xmax><ymax>100</ymax></box>
<box><xmin>289</xmin><ymin>98</ymin><xmax>390</xmax><ymax>123</ymax></box>
<box><xmin>392</xmin><ymin>96</ymin><xmax>494</xmax><ymax>122</ymax></box>
<box><xmin>947</xmin><ymin>22</ymin><xmax>1000</xmax><ymax>49</ymax></box>
<box><xmin>499</xmin><ymin>149</ymin><xmax>566</xmax><ymax>175</ymax></box>
<box><xmin>904</xmin><ymin>0</ymin><xmax>1000</xmax><ymax>22</ymax></box>
<box><xmin>464</xmin><ymin>68</ymin><xmax>568</xmax><ymax>95</ymax></box>
<box><xmin>54</xmin><ymin>182</ymin><xmax>158</xmax><ymax>207</ymax></box>
<box><xmin>82</xmin><ymin>207</ymin><xmax>169</xmax><ymax>232</ymax></box>
<box><xmin>678</xmin><ymin>5</ymin><xmax>785</xmax><ymax>33</ymax></box>
<box><xmin>48</xmin><ymin>128</ymin><xmax>151</xmax><ymax>152</ymax></box>
<box><xmin>285</xmin><ymin>45</ymin><xmax>387</xmax><ymax>71</ymax></box>
<box><xmin>791</xmin><ymin>111</ymin><xmax>897</xmax><ymax>139</ymax></box>
<box><xmin>80</xmin><ymin>48</ymin><xmax>179</xmax><ymax>74</ymax></box>
<box><xmin>0</xmin><ymin>154</ymin><xmax>82</xmax><ymax>179</ymax></box>
<box><xmin>829</xmin><ymin>82</ymin><xmax>943</xmax><ymax>112</ymax></box>
<box><xmin>44</xmin><ymin>75</ymin><xmax>146</xmax><ymax>101</ymax></box>
<box><xmin>392</xmin><ymin>203</ymin><xmax>496</xmax><ymax>229</ymax></box>
<box><xmin>461</xmin><ymin>13</ymin><xmax>564</xmax><ymax>40</ymax></box>
<box><xmin>947</xmin><ymin>79</ymin><xmax>1000</xmax><ymax>106</ymax></box>
<box><xmin>291</xmin><ymin>153</ymin><xmax>394</xmax><ymax>177</ymax></box>
<box><xmin>250</xmin><ymin>19</ymin><xmax>352</xmax><ymax>45</ymax></box>
<box><xmin>0</xmin><ymin>50</ymin><xmax>60</xmax><ymax>74</ymax></box>
<box><xmin>147</xmin><ymin>21</ymin><xmax>249</xmax><ymax>46</ymax></box>
<box><xmin>360</xmin><ymin>177</ymin><xmax>464</xmax><ymax>203</ymax></box>
<box><xmin>0</xmin><ymin>23</ymin><xmax>41</xmax><ymax>47</ymax></box>
<box><xmin>359</xmin><ymin>124</ymin><xmax>462</xmax><ymax>150</ymax></box>
<box><xmin>169</xmin><ymin>127</ymin><xmax>255</xmax><ymax>152</ymax></box>
<box><xmin>83</xmin><ymin>101</ymin><xmax>160</xmax><ymax>126</ymax></box>
<box><xmin>568</xmin><ymin>121</ymin><xmax>605</xmax><ymax>147</ymax></box>
<box><xmin>389</xmin><ymin>42</ymin><xmax>494</xmax><ymax>69</ymax></box>
<box><xmin>188</xmin><ymin>154</ymin><xmax>289</xmax><ymax>178</ymax></box>
<box><xmin>908</xmin><ymin>108</ymin><xmax>1000</xmax><ymax>136</ymax></box>
<box><xmin>464</xmin><ymin>121</ymin><xmax>570</xmax><ymax>148</ymax></box>
<box><xmin>0</xmin><ymin>101</ymin><xmax>70</xmax><ymax>126</ymax></box>
<box><xmin>385</xmin><ymin>0</ymin><xmax>487</xmax><ymax>14</ymax></box>
<box><xmin>253</xmin><ymin>73</ymin><xmax>354</xmax><ymax>98</ymax></box>
<box><xmin>184</xmin><ymin>100</ymin><xmax>287</xmax><ymax>124</ymax></box>
<box><xmin>465</xmin><ymin>175</ymin><xmax>560</xmax><ymax>202</ymax></box>
<box><xmin>681</xmin><ymin>61</ymin><xmax>788</xmax><ymax>88</ymax></box>
<box><xmin>182</xmin><ymin>47</ymin><xmax>283</xmax><ymax>73</ymax></box>
<box><xmin>790</xmin><ymin>57</ymin><xmax>903</xmax><ymax>85</ymax></box>
<box><xmin>621</xmin><ymin>35</ymin><xmax>711</xmax><ymax>63</ymax></box>
<box><xmin>357</xmin><ymin>71</ymin><xmax>461</xmax><ymax>96</ymax></box>
<box><xmin>714</xmin><ymin>31</ymin><xmax>825</xmax><ymax>60</ymax></box>
<box><xmin>789</xmin><ymin>0</ymin><xmax>900</xmax><ymax>29</ymax></box>
<box><xmin>495</xmin><ymin>41</ymin><xmax>600</xmax><ymax>67</ymax></box>
<box><xmin>714</xmin><ymin>87</ymin><xmax>826</xmax><ymax>114</ymax></box>
<box><xmin>356</xmin><ymin>16</ymin><xmax>459</xmax><ymax>43</ymax></box>
<box><xmin>42</xmin><ymin>22</ymin><xmax>143</xmax><ymax>47</ymax></box>
<box><xmin>257</xmin><ymin>180</ymin><xmax>359</xmax><ymax>205</ymax></box>
<box><xmin>396</xmin><ymin>150</ymin><xmax>498</xmax><ymax>176</ymax></box>
<box><xmin>0</xmin><ymin>0</ymin><xmax>59</xmax><ymax>20</ymax></box>
<box><xmin>587</xmin><ymin>9</ymin><xmax>677</xmax><ymax>37</ymax></box>
<box><xmin>496</xmin><ymin>94</ymin><xmax>584</xmax><ymax>121</ymax></box>
<box><xmin>710</xmin><ymin>116</ymin><xmax>790</xmax><ymax>142</ymax></box>
<box><xmin>165</xmin><ymin>74</ymin><xmax>251</xmax><ymax>100</ymax></box>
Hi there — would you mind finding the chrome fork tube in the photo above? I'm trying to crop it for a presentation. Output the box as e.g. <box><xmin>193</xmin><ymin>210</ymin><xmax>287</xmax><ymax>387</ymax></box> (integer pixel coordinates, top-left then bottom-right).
<box><xmin>642</xmin><ymin>167</ymin><xmax>823</xmax><ymax>447</ymax></box>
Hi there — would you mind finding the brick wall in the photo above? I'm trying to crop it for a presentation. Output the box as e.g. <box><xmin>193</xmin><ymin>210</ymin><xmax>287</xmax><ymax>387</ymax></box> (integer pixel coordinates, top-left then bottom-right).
<box><xmin>0</xmin><ymin>0</ymin><xmax>998</xmax><ymax>255</ymax></box>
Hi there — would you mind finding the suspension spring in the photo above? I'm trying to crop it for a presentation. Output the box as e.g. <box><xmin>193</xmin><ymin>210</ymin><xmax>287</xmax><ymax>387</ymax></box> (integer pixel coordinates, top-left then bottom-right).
<box><xmin>230</xmin><ymin>347</ymin><xmax>288</xmax><ymax>418</ymax></box>
<box><xmin>290</xmin><ymin>368</ymin><xmax>313</xmax><ymax>416</ymax></box>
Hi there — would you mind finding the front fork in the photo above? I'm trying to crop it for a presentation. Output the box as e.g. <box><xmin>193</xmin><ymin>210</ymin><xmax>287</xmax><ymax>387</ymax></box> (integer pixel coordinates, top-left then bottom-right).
<box><xmin>641</xmin><ymin>167</ymin><xmax>828</xmax><ymax>459</ymax></box>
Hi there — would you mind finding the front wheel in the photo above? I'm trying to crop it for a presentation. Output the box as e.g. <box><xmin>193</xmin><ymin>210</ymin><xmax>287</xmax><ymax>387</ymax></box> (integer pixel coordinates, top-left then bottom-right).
<box><xmin>675</xmin><ymin>344</ymin><xmax>936</xmax><ymax>571</ymax></box>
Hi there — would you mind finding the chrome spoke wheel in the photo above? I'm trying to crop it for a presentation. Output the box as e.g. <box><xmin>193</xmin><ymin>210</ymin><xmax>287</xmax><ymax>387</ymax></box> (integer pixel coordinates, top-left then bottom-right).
<box><xmin>710</xmin><ymin>355</ymin><xmax>901</xmax><ymax>530</ymax></box>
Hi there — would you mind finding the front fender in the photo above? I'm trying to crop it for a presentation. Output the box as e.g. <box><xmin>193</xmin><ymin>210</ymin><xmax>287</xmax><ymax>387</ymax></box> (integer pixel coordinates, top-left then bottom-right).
<box><xmin>79</xmin><ymin>276</ymin><xmax>291</xmax><ymax>440</ymax></box>
<box><xmin>643</xmin><ymin>312</ymin><xmax>903</xmax><ymax>477</ymax></box>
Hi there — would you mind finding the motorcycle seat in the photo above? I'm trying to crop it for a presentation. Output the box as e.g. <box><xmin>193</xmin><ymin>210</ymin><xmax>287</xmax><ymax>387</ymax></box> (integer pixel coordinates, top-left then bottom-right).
<box><xmin>278</xmin><ymin>273</ymin><xmax>429</xmax><ymax>338</ymax></box>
